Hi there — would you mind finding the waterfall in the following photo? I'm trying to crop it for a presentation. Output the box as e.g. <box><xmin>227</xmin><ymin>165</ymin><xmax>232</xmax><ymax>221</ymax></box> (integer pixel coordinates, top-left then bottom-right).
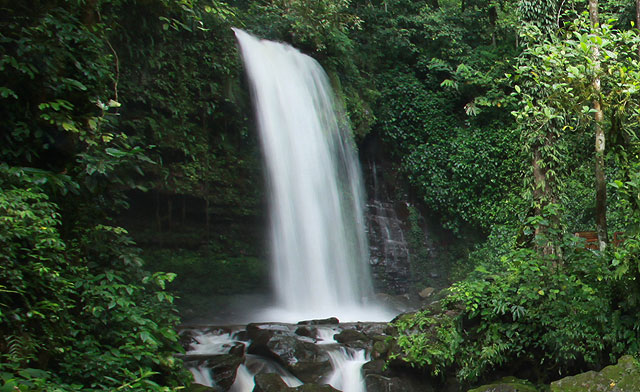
<box><xmin>326</xmin><ymin>348</ymin><xmax>369</xmax><ymax>392</ymax></box>
<box><xmin>366</xmin><ymin>162</ymin><xmax>412</xmax><ymax>294</ymax></box>
<box><xmin>234</xmin><ymin>29</ymin><xmax>390</xmax><ymax>322</ymax></box>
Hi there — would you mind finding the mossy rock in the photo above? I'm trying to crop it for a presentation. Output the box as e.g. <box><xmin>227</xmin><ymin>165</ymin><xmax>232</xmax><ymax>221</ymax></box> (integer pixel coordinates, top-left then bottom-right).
<box><xmin>184</xmin><ymin>384</ymin><xmax>216</xmax><ymax>392</ymax></box>
<box><xmin>468</xmin><ymin>376</ymin><xmax>538</xmax><ymax>392</ymax></box>
<box><xmin>551</xmin><ymin>355</ymin><xmax>640</xmax><ymax>392</ymax></box>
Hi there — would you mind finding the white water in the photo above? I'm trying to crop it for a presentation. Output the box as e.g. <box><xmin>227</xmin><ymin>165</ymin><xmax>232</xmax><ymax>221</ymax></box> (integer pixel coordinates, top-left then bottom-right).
<box><xmin>187</xmin><ymin>330</ymin><xmax>302</xmax><ymax>391</ymax></box>
<box><xmin>326</xmin><ymin>348</ymin><xmax>369</xmax><ymax>392</ymax></box>
<box><xmin>234</xmin><ymin>29</ymin><xmax>392</xmax><ymax>323</ymax></box>
<box><xmin>189</xmin><ymin>365</ymin><xmax>215</xmax><ymax>388</ymax></box>
<box><xmin>232</xmin><ymin>355</ymin><xmax>303</xmax><ymax>391</ymax></box>
<box><xmin>188</xmin><ymin>331</ymin><xmax>237</xmax><ymax>355</ymax></box>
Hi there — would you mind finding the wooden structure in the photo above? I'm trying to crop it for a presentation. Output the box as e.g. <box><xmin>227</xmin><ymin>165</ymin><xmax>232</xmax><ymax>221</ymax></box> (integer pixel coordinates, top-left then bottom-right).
<box><xmin>574</xmin><ymin>231</ymin><xmax>623</xmax><ymax>250</ymax></box>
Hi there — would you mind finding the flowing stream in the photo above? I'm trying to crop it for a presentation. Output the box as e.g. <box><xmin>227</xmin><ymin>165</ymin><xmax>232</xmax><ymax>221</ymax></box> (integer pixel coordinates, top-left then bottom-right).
<box><xmin>233</xmin><ymin>28</ymin><xmax>391</xmax><ymax>323</ymax></box>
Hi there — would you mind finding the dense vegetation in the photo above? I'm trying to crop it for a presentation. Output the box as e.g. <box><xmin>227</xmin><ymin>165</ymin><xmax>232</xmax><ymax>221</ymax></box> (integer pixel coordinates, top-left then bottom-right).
<box><xmin>1</xmin><ymin>0</ymin><xmax>640</xmax><ymax>390</ymax></box>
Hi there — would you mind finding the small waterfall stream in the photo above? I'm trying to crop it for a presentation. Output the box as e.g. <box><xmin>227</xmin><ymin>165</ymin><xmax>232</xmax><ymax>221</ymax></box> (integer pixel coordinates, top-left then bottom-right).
<box><xmin>326</xmin><ymin>348</ymin><xmax>369</xmax><ymax>392</ymax></box>
<box><xmin>366</xmin><ymin>162</ymin><xmax>412</xmax><ymax>294</ymax></box>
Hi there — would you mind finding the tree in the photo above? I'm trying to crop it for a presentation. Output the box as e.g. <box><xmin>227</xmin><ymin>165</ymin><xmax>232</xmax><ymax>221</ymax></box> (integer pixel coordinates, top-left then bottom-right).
<box><xmin>589</xmin><ymin>0</ymin><xmax>608</xmax><ymax>251</ymax></box>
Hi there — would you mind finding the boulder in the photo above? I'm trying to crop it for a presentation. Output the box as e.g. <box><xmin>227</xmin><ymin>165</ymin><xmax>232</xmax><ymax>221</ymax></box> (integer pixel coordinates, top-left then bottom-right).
<box><xmin>467</xmin><ymin>377</ymin><xmax>538</xmax><ymax>392</ymax></box>
<box><xmin>371</xmin><ymin>339</ymin><xmax>390</xmax><ymax>359</ymax></box>
<box><xmin>247</xmin><ymin>325</ymin><xmax>332</xmax><ymax>383</ymax></box>
<box><xmin>184</xmin><ymin>384</ymin><xmax>217</xmax><ymax>392</ymax></box>
<box><xmin>419</xmin><ymin>287</ymin><xmax>436</xmax><ymax>299</ymax></box>
<box><xmin>362</xmin><ymin>360</ymin><xmax>435</xmax><ymax>392</ymax></box>
<box><xmin>295</xmin><ymin>326</ymin><xmax>316</xmax><ymax>339</ymax></box>
<box><xmin>297</xmin><ymin>317</ymin><xmax>340</xmax><ymax>325</ymax></box>
<box><xmin>551</xmin><ymin>355</ymin><xmax>640</xmax><ymax>392</ymax></box>
<box><xmin>183</xmin><ymin>354</ymin><xmax>244</xmax><ymax>391</ymax></box>
<box><xmin>292</xmin><ymin>384</ymin><xmax>340</xmax><ymax>392</ymax></box>
<box><xmin>334</xmin><ymin>329</ymin><xmax>367</xmax><ymax>344</ymax></box>
<box><xmin>252</xmin><ymin>374</ymin><xmax>340</xmax><ymax>392</ymax></box>
<box><xmin>253</xmin><ymin>373</ymin><xmax>290</xmax><ymax>392</ymax></box>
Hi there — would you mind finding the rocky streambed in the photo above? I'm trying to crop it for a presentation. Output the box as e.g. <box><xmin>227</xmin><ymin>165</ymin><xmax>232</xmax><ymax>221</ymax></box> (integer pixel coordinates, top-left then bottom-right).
<box><xmin>179</xmin><ymin>317</ymin><xmax>436</xmax><ymax>392</ymax></box>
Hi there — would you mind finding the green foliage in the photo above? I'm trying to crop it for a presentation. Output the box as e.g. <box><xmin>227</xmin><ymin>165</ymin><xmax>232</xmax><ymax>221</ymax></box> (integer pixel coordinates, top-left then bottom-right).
<box><xmin>0</xmin><ymin>168</ymin><xmax>188</xmax><ymax>391</ymax></box>
<box><xmin>109</xmin><ymin>0</ymin><xmax>261</xmax><ymax>216</ymax></box>
<box><xmin>390</xmin><ymin>309</ymin><xmax>462</xmax><ymax>377</ymax></box>
<box><xmin>0</xmin><ymin>2</ymin><xmax>191</xmax><ymax>390</ymax></box>
<box><xmin>348</xmin><ymin>0</ymin><xmax>524</xmax><ymax>235</ymax></box>
<box><xmin>512</xmin><ymin>13</ymin><xmax>640</xmax><ymax>215</ymax></box>
<box><xmin>392</xmin><ymin>227</ymin><xmax>638</xmax><ymax>383</ymax></box>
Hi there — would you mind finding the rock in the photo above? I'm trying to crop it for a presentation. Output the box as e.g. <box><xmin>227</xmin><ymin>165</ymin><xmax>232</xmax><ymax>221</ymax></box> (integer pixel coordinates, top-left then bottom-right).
<box><xmin>334</xmin><ymin>329</ymin><xmax>367</xmax><ymax>344</ymax></box>
<box><xmin>371</xmin><ymin>340</ymin><xmax>390</xmax><ymax>359</ymax></box>
<box><xmin>551</xmin><ymin>355</ymin><xmax>640</xmax><ymax>392</ymax></box>
<box><xmin>295</xmin><ymin>326</ymin><xmax>316</xmax><ymax>339</ymax></box>
<box><xmin>362</xmin><ymin>360</ymin><xmax>435</xmax><ymax>392</ymax></box>
<box><xmin>419</xmin><ymin>287</ymin><xmax>436</xmax><ymax>298</ymax></box>
<box><xmin>183</xmin><ymin>354</ymin><xmax>244</xmax><ymax>391</ymax></box>
<box><xmin>247</xmin><ymin>325</ymin><xmax>332</xmax><ymax>383</ymax></box>
<box><xmin>253</xmin><ymin>373</ymin><xmax>290</xmax><ymax>392</ymax></box>
<box><xmin>184</xmin><ymin>384</ymin><xmax>217</xmax><ymax>392</ymax></box>
<box><xmin>229</xmin><ymin>342</ymin><xmax>246</xmax><ymax>356</ymax></box>
<box><xmin>292</xmin><ymin>384</ymin><xmax>340</xmax><ymax>392</ymax></box>
<box><xmin>467</xmin><ymin>377</ymin><xmax>538</xmax><ymax>392</ymax></box>
<box><xmin>297</xmin><ymin>317</ymin><xmax>340</xmax><ymax>325</ymax></box>
<box><xmin>375</xmin><ymin>293</ymin><xmax>421</xmax><ymax>313</ymax></box>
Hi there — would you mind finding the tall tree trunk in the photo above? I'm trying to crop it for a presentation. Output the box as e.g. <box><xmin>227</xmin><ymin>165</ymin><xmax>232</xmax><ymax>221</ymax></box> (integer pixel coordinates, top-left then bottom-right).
<box><xmin>532</xmin><ymin>139</ymin><xmax>560</xmax><ymax>258</ymax></box>
<box><xmin>589</xmin><ymin>0</ymin><xmax>608</xmax><ymax>251</ymax></box>
<box><xmin>489</xmin><ymin>5</ymin><xmax>498</xmax><ymax>46</ymax></box>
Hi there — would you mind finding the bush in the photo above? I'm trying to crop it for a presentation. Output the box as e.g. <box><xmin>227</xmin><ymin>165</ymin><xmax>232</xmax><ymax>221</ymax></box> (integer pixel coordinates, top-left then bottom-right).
<box><xmin>0</xmin><ymin>169</ymin><xmax>189</xmax><ymax>391</ymax></box>
<box><xmin>392</xmin><ymin>226</ymin><xmax>640</xmax><ymax>384</ymax></box>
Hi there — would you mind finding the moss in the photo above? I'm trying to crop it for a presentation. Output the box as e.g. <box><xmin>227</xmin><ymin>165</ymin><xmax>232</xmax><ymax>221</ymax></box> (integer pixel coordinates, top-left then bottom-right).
<box><xmin>551</xmin><ymin>356</ymin><xmax>640</xmax><ymax>392</ymax></box>
<box><xmin>468</xmin><ymin>377</ymin><xmax>539</xmax><ymax>392</ymax></box>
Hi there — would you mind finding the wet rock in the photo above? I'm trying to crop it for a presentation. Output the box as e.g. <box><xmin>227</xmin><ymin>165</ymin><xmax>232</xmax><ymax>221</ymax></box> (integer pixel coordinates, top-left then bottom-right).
<box><xmin>375</xmin><ymin>293</ymin><xmax>421</xmax><ymax>313</ymax></box>
<box><xmin>292</xmin><ymin>384</ymin><xmax>340</xmax><ymax>392</ymax></box>
<box><xmin>253</xmin><ymin>373</ymin><xmax>340</xmax><ymax>392</ymax></box>
<box><xmin>334</xmin><ymin>329</ymin><xmax>367</xmax><ymax>344</ymax></box>
<box><xmin>229</xmin><ymin>342</ymin><xmax>246</xmax><ymax>356</ymax></box>
<box><xmin>184</xmin><ymin>384</ymin><xmax>217</xmax><ymax>392</ymax></box>
<box><xmin>184</xmin><ymin>354</ymin><xmax>244</xmax><ymax>391</ymax></box>
<box><xmin>247</xmin><ymin>325</ymin><xmax>332</xmax><ymax>383</ymax></box>
<box><xmin>253</xmin><ymin>373</ymin><xmax>290</xmax><ymax>392</ymax></box>
<box><xmin>371</xmin><ymin>340</ymin><xmax>390</xmax><ymax>359</ymax></box>
<box><xmin>295</xmin><ymin>326</ymin><xmax>316</xmax><ymax>339</ymax></box>
<box><xmin>179</xmin><ymin>329</ymin><xmax>198</xmax><ymax>349</ymax></box>
<box><xmin>297</xmin><ymin>317</ymin><xmax>340</xmax><ymax>325</ymax></box>
<box><xmin>468</xmin><ymin>377</ymin><xmax>538</xmax><ymax>392</ymax></box>
<box><xmin>359</xmin><ymin>322</ymin><xmax>389</xmax><ymax>337</ymax></box>
<box><xmin>550</xmin><ymin>355</ymin><xmax>640</xmax><ymax>392</ymax></box>
<box><xmin>362</xmin><ymin>360</ymin><xmax>435</xmax><ymax>392</ymax></box>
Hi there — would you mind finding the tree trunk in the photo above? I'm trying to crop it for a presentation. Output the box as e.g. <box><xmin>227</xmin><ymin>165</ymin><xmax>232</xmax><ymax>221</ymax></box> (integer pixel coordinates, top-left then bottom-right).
<box><xmin>589</xmin><ymin>0</ymin><xmax>608</xmax><ymax>251</ymax></box>
<box><xmin>532</xmin><ymin>140</ymin><xmax>561</xmax><ymax>257</ymax></box>
<box><xmin>489</xmin><ymin>5</ymin><xmax>497</xmax><ymax>46</ymax></box>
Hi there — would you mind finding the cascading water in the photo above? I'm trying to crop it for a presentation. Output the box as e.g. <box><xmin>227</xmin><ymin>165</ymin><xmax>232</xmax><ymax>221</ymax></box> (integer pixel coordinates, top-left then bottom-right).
<box><xmin>233</xmin><ymin>28</ymin><xmax>391</xmax><ymax>322</ymax></box>
<box><xmin>326</xmin><ymin>348</ymin><xmax>369</xmax><ymax>392</ymax></box>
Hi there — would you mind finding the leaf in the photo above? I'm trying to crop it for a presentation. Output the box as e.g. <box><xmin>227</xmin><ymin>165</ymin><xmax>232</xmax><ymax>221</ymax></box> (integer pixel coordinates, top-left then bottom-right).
<box><xmin>0</xmin><ymin>87</ymin><xmax>17</xmax><ymax>99</ymax></box>
<box><xmin>62</xmin><ymin>121</ymin><xmax>79</xmax><ymax>132</ymax></box>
